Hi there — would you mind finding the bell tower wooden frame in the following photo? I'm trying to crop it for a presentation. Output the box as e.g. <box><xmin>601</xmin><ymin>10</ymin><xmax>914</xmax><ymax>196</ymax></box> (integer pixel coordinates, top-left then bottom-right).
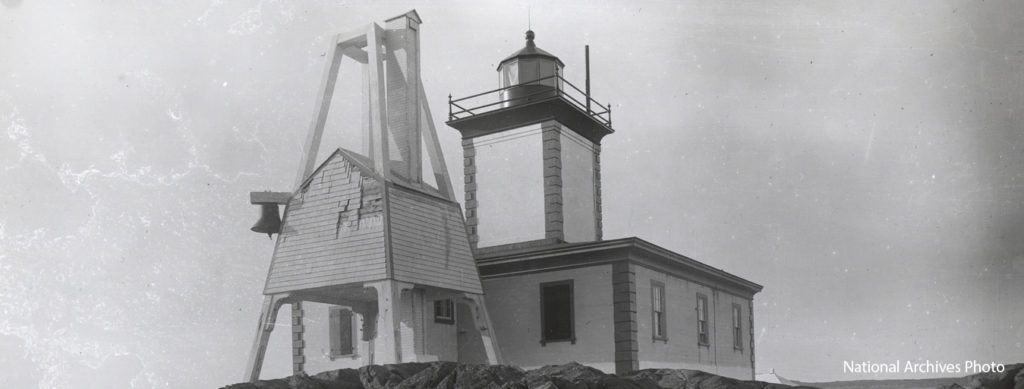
<box><xmin>295</xmin><ymin>11</ymin><xmax>454</xmax><ymax>198</ymax></box>
<box><xmin>243</xmin><ymin>10</ymin><xmax>500</xmax><ymax>382</ymax></box>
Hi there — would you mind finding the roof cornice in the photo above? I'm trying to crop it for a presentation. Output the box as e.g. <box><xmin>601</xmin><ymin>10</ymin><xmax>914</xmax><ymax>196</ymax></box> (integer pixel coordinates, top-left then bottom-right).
<box><xmin>476</xmin><ymin>237</ymin><xmax>763</xmax><ymax>297</ymax></box>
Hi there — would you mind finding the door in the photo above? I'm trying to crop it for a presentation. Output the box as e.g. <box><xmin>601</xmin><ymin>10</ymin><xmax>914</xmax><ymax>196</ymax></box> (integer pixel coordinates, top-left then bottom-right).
<box><xmin>455</xmin><ymin>302</ymin><xmax>487</xmax><ymax>363</ymax></box>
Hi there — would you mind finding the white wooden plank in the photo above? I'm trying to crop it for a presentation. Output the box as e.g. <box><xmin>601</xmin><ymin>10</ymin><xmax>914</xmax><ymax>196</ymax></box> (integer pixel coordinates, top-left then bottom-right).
<box><xmin>391</xmin><ymin>271</ymin><xmax>466</xmax><ymax>289</ymax></box>
<box><xmin>273</xmin><ymin>246</ymin><xmax>385</xmax><ymax>266</ymax></box>
<box><xmin>389</xmin><ymin>214</ymin><xmax>470</xmax><ymax>245</ymax></box>
<box><xmin>276</xmin><ymin>234</ymin><xmax>384</xmax><ymax>255</ymax></box>
<box><xmin>267</xmin><ymin>276</ymin><xmax>386</xmax><ymax>294</ymax></box>
<box><xmin>277</xmin><ymin>229</ymin><xmax>384</xmax><ymax>246</ymax></box>
<box><xmin>281</xmin><ymin>205</ymin><xmax>380</xmax><ymax>224</ymax></box>
<box><xmin>366</xmin><ymin>23</ymin><xmax>389</xmax><ymax>178</ymax></box>
<box><xmin>385</xmin><ymin>15</ymin><xmax>421</xmax><ymax>183</ymax></box>
<box><xmin>389</xmin><ymin>236</ymin><xmax>468</xmax><ymax>256</ymax></box>
<box><xmin>270</xmin><ymin>259</ymin><xmax>386</xmax><ymax>278</ymax></box>
<box><xmin>269</xmin><ymin>267</ymin><xmax>386</xmax><ymax>284</ymax></box>
<box><xmin>278</xmin><ymin>221</ymin><xmax>384</xmax><ymax>238</ymax></box>
<box><xmin>392</xmin><ymin>261</ymin><xmax>475</xmax><ymax>280</ymax></box>
<box><xmin>277</xmin><ymin>229</ymin><xmax>384</xmax><ymax>247</ymax></box>
<box><xmin>391</xmin><ymin>257</ymin><xmax>476</xmax><ymax>274</ymax></box>
<box><xmin>391</xmin><ymin>258</ymin><xmax>478</xmax><ymax>278</ymax></box>
<box><xmin>270</xmin><ymin>259</ymin><xmax>386</xmax><ymax>277</ymax></box>
<box><xmin>269</xmin><ymin>269</ymin><xmax>387</xmax><ymax>288</ymax></box>
<box><xmin>418</xmin><ymin>80</ymin><xmax>455</xmax><ymax>199</ymax></box>
<box><xmin>286</xmin><ymin>200</ymin><xmax>371</xmax><ymax>217</ymax></box>
<box><xmin>389</xmin><ymin>211</ymin><xmax>459</xmax><ymax>230</ymax></box>
<box><xmin>335</xmin><ymin>25</ymin><xmax>370</xmax><ymax>47</ymax></box>
<box><xmin>392</xmin><ymin>270</ymin><xmax>481</xmax><ymax>294</ymax></box>
<box><xmin>388</xmin><ymin>197</ymin><xmax>448</xmax><ymax>220</ymax></box>
<box><xmin>294</xmin><ymin>33</ymin><xmax>345</xmax><ymax>189</ymax></box>
<box><xmin>273</xmin><ymin>242</ymin><xmax>385</xmax><ymax>261</ymax></box>
<box><xmin>277</xmin><ymin>230</ymin><xmax>383</xmax><ymax>248</ymax></box>
<box><xmin>340</xmin><ymin>46</ymin><xmax>368</xmax><ymax>64</ymax></box>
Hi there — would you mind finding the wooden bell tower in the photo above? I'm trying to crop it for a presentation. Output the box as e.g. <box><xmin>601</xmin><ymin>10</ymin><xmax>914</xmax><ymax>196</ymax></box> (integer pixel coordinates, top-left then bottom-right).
<box><xmin>244</xmin><ymin>10</ymin><xmax>501</xmax><ymax>381</ymax></box>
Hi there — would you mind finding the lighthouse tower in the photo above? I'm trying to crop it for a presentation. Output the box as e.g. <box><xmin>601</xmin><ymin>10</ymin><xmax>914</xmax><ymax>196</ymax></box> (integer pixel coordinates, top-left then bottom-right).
<box><xmin>446</xmin><ymin>30</ymin><xmax>761</xmax><ymax>378</ymax></box>
<box><xmin>244</xmin><ymin>11</ymin><xmax>501</xmax><ymax>381</ymax></box>
<box><xmin>447</xmin><ymin>30</ymin><xmax>614</xmax><ymax>251</ymax></box>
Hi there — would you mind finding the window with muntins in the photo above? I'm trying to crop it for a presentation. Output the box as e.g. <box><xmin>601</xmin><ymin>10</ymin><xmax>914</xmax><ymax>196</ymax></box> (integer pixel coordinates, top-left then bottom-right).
<box><xmin>697</xmin><ymin>294</ymin><xmax>709</xmax><ymax>346</ymax></box>
<box><xmin>540</xmin><ymin>280</ymin><xmax>575</xmax><ymax>344</ymax></box>
<box><xmin>733</xmin><ymin>303</ymin><xmax>743</xmax><ymax>350</ymax></box>
<box><xmin>434</xmin><ymin>299</ymin><xmax>454</xmax><ymax>324</ymax></box>
<box><xmin>652</xmin><ymin>281</ymin><xmax>667</xmax><ymax>340</ymax></box>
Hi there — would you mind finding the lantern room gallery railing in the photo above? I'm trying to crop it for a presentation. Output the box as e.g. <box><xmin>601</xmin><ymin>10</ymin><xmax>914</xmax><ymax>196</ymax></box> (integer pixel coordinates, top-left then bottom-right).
<box><xmin>448</xmin><ymin>74</ymin><xmax>612</xmax><ymax>129</ymax></box>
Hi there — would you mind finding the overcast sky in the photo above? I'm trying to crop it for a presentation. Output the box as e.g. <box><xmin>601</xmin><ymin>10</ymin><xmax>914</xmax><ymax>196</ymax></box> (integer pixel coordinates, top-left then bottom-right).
<box><xmin>1</xmin><ymin>1</ymin><xmax>1022</xmax><ymax>387</ymax></box>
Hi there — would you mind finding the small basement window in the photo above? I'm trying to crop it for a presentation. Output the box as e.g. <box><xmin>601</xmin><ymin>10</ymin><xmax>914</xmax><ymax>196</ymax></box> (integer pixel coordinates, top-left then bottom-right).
<box><xmin>697</xmin><ymin>294</ymin><xmax>709</xmax><ymax>346</ymax></box>
<box><xmin>540</xmin><ymin>280</ymin><xmax>575</xmax><ymax>345</ymax></box>
<box><xmin>329</xmin><ymin>306</ymin><xmax>355</xmax><ymax>358</ymax></box>
<box><xmin>434</xmin><ymin>299</ymin><xmax>455</xmax><ymax>324</ymax></box>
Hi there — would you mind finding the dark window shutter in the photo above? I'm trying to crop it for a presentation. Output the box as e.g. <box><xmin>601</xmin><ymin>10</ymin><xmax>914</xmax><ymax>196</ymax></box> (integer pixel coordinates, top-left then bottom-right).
<box><xmin>329</xmin><ymin>307</ymin><xmax>354</xmax><ymax>356</ymax></box>
<box><xmin>339</xmin><ymin>309</ymin><xmax>353</xmax><ymax>355</ymax></box>
<box><xmin>541</xmin><ymin>281</ymin><xmax>574</xmax><ymax>343</ymax></box>
<box><xmin>329</xmin><ymin>308</ymin><xmax>342</xmax><ymax>356</ymax></box>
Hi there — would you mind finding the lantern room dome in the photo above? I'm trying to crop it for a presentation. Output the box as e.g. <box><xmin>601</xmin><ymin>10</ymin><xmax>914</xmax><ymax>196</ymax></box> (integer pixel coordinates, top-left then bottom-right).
<box><xmin>496</xmin><ymin>30</ymin><xmax>565</xmax><ymax>107</ymax></box>
<box><xmin>498</xmin><ymin>30</ymin><xmax>565</xmax><ymax>70</ymax></box>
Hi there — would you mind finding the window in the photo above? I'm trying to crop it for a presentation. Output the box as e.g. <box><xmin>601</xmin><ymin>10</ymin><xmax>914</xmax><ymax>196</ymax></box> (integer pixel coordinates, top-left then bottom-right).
<box><xmin>697</xmin><ymin>294</ymin><xmax>709</xmax><ymax>346</ymax></box>
<box><xmin>733</xmin><ymin>303</ymin><xmax>743</xmax><ymax>350</ymax></box>
<box><xmin>651</xmin><ymin>281</ymin><xmax>667</xmax><ymax>340</ymax></box>
<box><xmin>329</xmin><ymin>307</ymin><xmax>355</xmax><ymax>358</ymax></box>
<box><xmin>500</xmin><ymin>59</ymin><xmax>518</xmax><ymax>88</ymax></box>
<box><xmin>540</xmin><ymin>280</ymin><xmax>575</xmax><ymax>344</ymax></box>
<box><xmin>434</xmin><ymin>299</ymin><xmax>454</xmax><ymax>324</ymax></box>
<box><xmin>520</xmin><ymin>58</ymin><xmax>540</xmax><ymax>85</ymax></box>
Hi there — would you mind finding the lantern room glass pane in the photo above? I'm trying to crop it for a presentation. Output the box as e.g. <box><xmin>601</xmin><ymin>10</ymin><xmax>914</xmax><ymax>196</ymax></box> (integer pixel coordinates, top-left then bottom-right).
<box><xmin>518</xmin><ymin>58</ymin><xmax>540</xmax><ymax>85</ymax></box>
<box><xmin>517</xmin><ymin>58</ymin><xmax>558</xmax><ymax>89</ymax></box>
<box><xmin>554</xmin><ymin>63</ymin><xmax>563</xmax><ymax>89</ymax></box>
<box><xmin>534</xmin><ymin>60</ymin><xmax>555</xmax><ymax>85</ymax></box>
<box><xmin>500</xmin><ymin>60</ymin><xmax>519</xmax><ymax>88</ymax></box>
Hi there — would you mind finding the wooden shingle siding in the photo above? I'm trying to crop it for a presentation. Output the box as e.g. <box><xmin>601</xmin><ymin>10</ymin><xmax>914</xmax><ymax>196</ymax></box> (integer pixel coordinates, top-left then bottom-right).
<box><xmin>272</xmin><ymin>244</ymin><xmax>384</xmax><ymax>264</ymax></box>
<box><xmin>387</xmin><ymin>184</ymin><xmax>484</xmax><ymax>294</ymax></box>
<box><xmin>264</xmin><ymin>154</ymin><xmax>388</xmax><ymax>294</ymax></box>
<box><xmin>268</xmin><ymin>257</ymin><xmax>384</xmax><ymax>277</ymax></box>
<box><xmin>263</xmin><ymin>148</ymin><xmax>485</xmax><ymax>296</ymax></box>
<box><xmin>276</xmin><ymin>232</ymin><xmax>383</xmax><ymax>253</ymax></box>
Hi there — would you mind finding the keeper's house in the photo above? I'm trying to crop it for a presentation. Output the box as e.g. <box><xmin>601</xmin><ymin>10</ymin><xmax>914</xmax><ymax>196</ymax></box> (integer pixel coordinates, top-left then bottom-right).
<box><xmin>446</xmin><ymin>30</ymin><xmax>763</xmax><ymax>379</ymax></box>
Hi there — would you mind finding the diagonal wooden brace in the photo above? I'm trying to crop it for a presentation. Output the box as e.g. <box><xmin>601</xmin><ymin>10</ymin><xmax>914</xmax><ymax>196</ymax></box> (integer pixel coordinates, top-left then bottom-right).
<box><xmin>243</xmin><ymin>293</ymin><xmax>291</xmax><ymax>382</ymax></box>
<box><xmin>462</xmin><ymin>293</ymin><xmax>504</xmax><ymax>364</ymax></box>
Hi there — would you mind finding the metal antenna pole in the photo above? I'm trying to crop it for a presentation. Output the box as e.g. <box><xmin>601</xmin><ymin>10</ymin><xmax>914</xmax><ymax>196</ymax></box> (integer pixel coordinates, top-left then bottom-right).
<box><xmin>585</xmin><ymin>45</ymin><xmax>591</xmax><ymax>114</ymax></box>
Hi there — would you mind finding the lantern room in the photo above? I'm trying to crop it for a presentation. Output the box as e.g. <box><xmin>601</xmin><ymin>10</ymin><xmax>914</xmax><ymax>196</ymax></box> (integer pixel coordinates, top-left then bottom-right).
<box><xmin>498</xmin><ymin>30</ymin><xmax>565</xmax><ymax>107</ymax></box>
<box><xmin>447</xmin><ymin>30</ymin><xmax>613</xmax><ymax>145</ymax></box>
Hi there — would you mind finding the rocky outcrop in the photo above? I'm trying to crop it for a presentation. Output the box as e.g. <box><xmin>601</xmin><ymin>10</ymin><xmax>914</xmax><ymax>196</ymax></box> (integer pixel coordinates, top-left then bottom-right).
<box><xmin>224</xmin><ymin>362</ymin><xmax>1024</xmax><ymax>389</ymax></box>
<box><xmin>950</xmin><ymin>363</ymin><xmax>1024</xmax><ymax>389</ymax></box>
<box><xmin>808</xmin><ymin>363</ymin><xmax>1024</xmax><ymax>389</ymax></box>
<box><xmin>222</xmin><ymin>362</ymin><xmax>817</xmax><ymax>389</ymax></box>
<box><xmin>628</xmin><ymin>368</ymin><xmax>818</xmax><ymax>389</ymax></box>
